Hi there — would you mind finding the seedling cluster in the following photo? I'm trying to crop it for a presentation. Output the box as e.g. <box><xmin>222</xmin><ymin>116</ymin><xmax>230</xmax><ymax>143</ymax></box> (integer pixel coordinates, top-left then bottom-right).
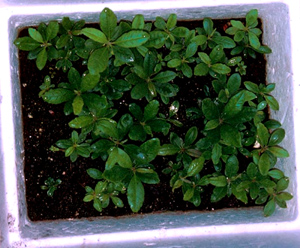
<box><xmin>15</xmin><ymin>8</ymin><xmax>292</xmax><ymax>217</ymax></box>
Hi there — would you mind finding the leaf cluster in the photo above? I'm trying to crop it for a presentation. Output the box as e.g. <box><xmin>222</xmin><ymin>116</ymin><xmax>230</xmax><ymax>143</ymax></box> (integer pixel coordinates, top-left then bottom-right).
<box><xmin>15</xmin><ymin>8</ymin><xmax>292</xmax><ymax>216</ymax></box>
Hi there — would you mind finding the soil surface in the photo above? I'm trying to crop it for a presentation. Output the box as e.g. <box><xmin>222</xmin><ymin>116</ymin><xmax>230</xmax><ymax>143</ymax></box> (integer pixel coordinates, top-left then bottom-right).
<box><xmin>19</xmin><ymin>19</ymin><xmax>267</xmax><ymax>221</ymax></box>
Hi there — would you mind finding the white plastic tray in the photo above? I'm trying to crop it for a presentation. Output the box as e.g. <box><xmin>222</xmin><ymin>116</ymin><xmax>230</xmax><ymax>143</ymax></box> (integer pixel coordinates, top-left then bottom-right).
<box><xmin>1</xmin><ymin>0</ymin><xmax>300</xmax><ymax>247</ymax></box>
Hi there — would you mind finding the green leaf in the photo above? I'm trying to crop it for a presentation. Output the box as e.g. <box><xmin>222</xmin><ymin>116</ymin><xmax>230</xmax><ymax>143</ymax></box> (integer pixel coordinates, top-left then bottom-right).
<box><xmin>276</xmin><ymin>192</ymin><xmax>293</xmax><ymax>201</ymax></box>
<box><xmin>158</xmin><ymin>144</ymin><xmax>180</xmax><ymax>156</ymax></box>
<box><xmin>247</xmin><ymin>162</ymin><xmax>258</xmax><ymax>179</ymax></box>
<box><xmin>88</xmin><ymin>47</ymin><xmax>110</xmax><ymax>75</ymax></box>
<box><xmin>246</xmin><ymin>9</ymin><xmax>258</xmax><ymax>27</ymax></box>
<box><xmin>111</xmin><ymin>196</ymin><xmax>124</xmax><ymax>208</ymax></box>
<box><xmin>203</xmin><ymin>18</ymin><xmax>214</xmax><ymax>35</ymax></box>
<box><xmin>69</xmin><ymin>115</ymin><xmax>94</xmax><ymax>128</ymax></box>
<box><xmin>222</xmin><ymin>91</ymin><xmax>245</xmax><ymax>119</ymax></box>
<box><xmin>106</xmin><ymin>147</ymin><xmax>132</xmax><ymax>169</ymax></box>
<box><xmin>152</xmin><ymin>71</ymin><xmax>176</xmax><ymax>83</ymax></box>
<box><xmin>43</xmin><ymin>88</ymin><xmax>74</xmax><ymax>104</ymax></box>
<box><xmin>186</xmin><ymin>42</ymin><xmax>198</xmax><ymax>58</ymax></box>
<box><xmin>211</xmin><ymin>186</ymin><xmax>227</xmax><ymax>202</ymax></box>
<box><xmin>204</xmin><ymin>119</ymin><xmax>220</xmax><ymax>131</ymax></box>
<box><xmin>227</xmin><ymin>73</ymin><xmax>241</xmax><ymax>95</ymax></box>
<box><xmin>100</xmin><ymin>8</ymin><xmax>117</xmax><ymax>40</ymax></box>
<box><xmin>144</xmin><ymin>100</ymin><xmax>159</xmax><ymax>121</ymax></box>
<box><xmin>212</xmin><ymin>143</ymin><xmax>222</xmax><ymax>165</ymax></box>
<box><xmin>28</xmin><ymin>28</ymin><xmax>44</xmax><ymax>43</ymax></box>
<box><xmin>184</xmin><ymin>126</ymin><xmax>198</xmax><ymax>146</ymax></box>
<box><xmin>225</xmin><ymin>155</ymin><xmax>239</xmax><ymax>178</ymax></box>
<box><xmin>257</xmin><ymin>123</ymin><xmax>270</xmax><ymax>147</ymax></box>
<box><xmin>172</xmin><ymin>27</ymin><xmax>189</xmax><ymax>37</ymax></box>
<box><xmin>68</xmin><ymin>67</ymin><xmax>81</xmax><ymax>86</ymax></box>
<box><xmin>113</xmin><ymin>46</ymin><xmax>135</xmax><ymax>65</ymax></box>
<box><xmin>211</xmin><ymin>63</ymin><xmax>231</xmax><ymax>75</ymax></box>
<box><xmin>209</xmin><ymin>176</ymin><xmax>227</xmax><ymax>187</ymax></box>
<box><xmin>129</xmin><ymin>124</ymin><xmax>147</xmax><ymax>141</ymax></box>
<box><xmin>14</xmin><ymin>37</ymin><xmax>40</xmax><ymax>51</ymax></box>
<box><xmin>183</xmin><ymin>188</ymin><xmax>195</xmax><ymax>201</ymax></box>
<box><xmin>46</xmin><ymin>21</ymin><xmax>59</xmax><ymax>41</ymax></box>
<box><xmin>87</xmin><ymin>168</ymin><xmax>102</xmax><ymax>179</ymax></box>
<box><xmin>194</xmin><ymin>63</ymin><xmax>209</xmax><ymax>76</ymax></box>
<box><xmin>268</xmin><ymin>146</ymin><xmax>289</xmax><ymax>158</ymax></box>
<box><xmin>181</xmin><ymin>63</ymin><xmax>193</xmax><ymax>78</ymax></box>
<box><xmin>81</xmin><ymin>73</ymin><xmax>100</xmax><ymax>92</ymax></box>
<box><xmin>167</xmin><ymin>59</ymin><xmax>181</xmax><ymax>68</ymax></box>
<box><xmin>264</xmin><ymin>198</ymin><xmax>276</xmax><ymax>217</ymax></box>
<box><xmin>132</xmin><ymin>14</ymin><xmax>145</xmax><ymax>30</ymax></box>
<box><xmin>131</xmin><ymin>82</ymin><xmax>148</xmax><ymax>99</ymax></box>
<box><xmin>137</xmin><ymin>170</ymin><xmax>160</xmax><ymax>184</ymax></box>
<box><xmin>72</xmin><ymin>95</ymin><xmax>84</xmax><ymax>115</ymax></box>
<box><xmin>268</xmin><ymin>169</ymin><xmax>284</xmax><ymax>180</ymax></box>
<box><xmin>249</xmin><ymin>31</ymin><xmax>260</xmax><ymax>49</ymax></box>
<box><xmin>212</xmin><ymin>36</ymin><xmax>236</xmax><ymax>49</ymax></box>
<box><xmin>220</xmin><ymin>124</ymin><xmax>242</xmax><ymax>147</ymax></box>
<box><xmin>277</xmin><ymin>177</ymin><xmax>289</xmax><ymax>191</ymax></box>
<box><xmin>265</xmin><ymin>95</ymin><xmax>279</xmax><ymax>111</ymax></box>
<box><xmin>81</xmin><ymin>28</ymin><xmax>108</xmax><ymax>43</ymax></box>
<box><xmin>36</xmin><ymin>48</ymin><xmax>47</xmax><ymax>70</ymax></box>
<box><xmin>114</xmin><ymin>31</ymin><xmax>149</xmax><ymax>48</ymax></box>
<box><xmin>141</xmin><ymin>138</ymin><xmax>160</xmax><ymax>163</ymax></box>
<box><xmin>231</xmin><ymin>20</ymin><xmax>245</xmax><ymax>30</ymax></box>
<box><xmin>95</xmin><ymin>119</ymin><xmax>118</xmax><ymax>139</ymax></box>
<box><xmin>202</xmin><ymin>98</ymin><xmax>219</xmax><ymax>120</ymax></box>
<box><xmin>198</xmin><ymin>52</ymin><xmax>211</xmax><ymax>64</ymax></box>
<box><xmin>128</xmin><ymin>175</ymin><xmax>144</xmax><ymax>212</ymax></box>
<box><xmin>269</xmin><ymin>128</ymin><xmax>285</xmax><ymax>146</ymax></box>
<box><xmin>187</xmin><ymin>156</ymin><xmax>205</xmax><ymax>177</ymax></box>
<box><xmin>93</xmin><ymin>198</ymin><xmax>102</xmax><ymax>212</ymax></box>
<box><xmin>129</xmin><ymin>103</ymin><xmax>143</xmax><ymax>121</ymax></box>
<box><xmin>166</xmin><ymin>14</ymin><xmax>177</xmax><ymax>29</ymax></box>
<box><xmin>258</xmin><ymin>153</ymin><xmax>271</xmax><ymax>176</ymax></box>
<box><xmin>244</xmin><ymin>81</ymin><xmax>259</xmax><ymax>93</ymax></box>
<box><xmin>234</xmin><ymin>31</ymin><xmax>245</xmax><ymax>42</ymax></box>
<box><xmin>83</xmin><ymin>195</ymin><xmax>94</xmax><ymax>202</ymax></box>
<box><xmin>144</xmin><ymin>31</ymin><xmax>167</xmax><ymax>48</ymax></box>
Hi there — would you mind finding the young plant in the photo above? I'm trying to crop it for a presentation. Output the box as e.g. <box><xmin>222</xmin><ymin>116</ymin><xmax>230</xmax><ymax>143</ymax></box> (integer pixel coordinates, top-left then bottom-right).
<box><xmin>41</xmin><ymin>177</ymin><xmax>62</xmax><ymax>197</ymax></box>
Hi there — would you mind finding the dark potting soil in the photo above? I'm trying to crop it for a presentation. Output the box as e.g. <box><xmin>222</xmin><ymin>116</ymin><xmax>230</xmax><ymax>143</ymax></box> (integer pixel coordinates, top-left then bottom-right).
<box><xmin>19</xmin><ymin>19</ymin><xmax>267</xmax><ymax>221</ymax></box>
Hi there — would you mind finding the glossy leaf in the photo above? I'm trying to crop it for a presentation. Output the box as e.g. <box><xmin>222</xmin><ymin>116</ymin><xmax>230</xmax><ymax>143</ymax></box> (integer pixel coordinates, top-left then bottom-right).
<box><xmin>144</xmin><ymin>100</ymin><xmax>159</xmax><ymax>121</ymax></box>
<box><xmin>114</xmin><ymin>31</ymin><xmax>149</xmax><ymax>48</ymax></box>
<box><xmin>187</xmin><ymin>156</ymin><xmax>205</xmax><ymax>177</ymax></box>
<box><xmin>258</xmin><ymin>152</ymin><xmax>271</xmax><ymax>176</ymax></box>
<box><xmin>264</xmin><ymin>198</ymin><xmax>276</xmax><ymax>217</ymax></box>
<box><xmin>257</xmin><ymin>123</ymin><xmax>270</xmax><ymax>147</ymax></box>
<box><xmin>158</xmin><ymin>144</ymin><xmax>180</xmax><ymax>155</ymax></box>
<box><xmin>268</xmin><ymin>146</ymin><xmax>289</xmax><ymax>158</ymax></box>
<box><xmin>100</xmin><ymin>8</ymin><xmax>117</xmax><ymax>40</ymax></box>
<box><xmin>225</xmin><ymin>155</ymin><xmax>239</xmax><ymax>178</ymax></box>
<box><xmin>128</xmin><ymin>175</ymin><xmax>144</xmax><ymax>212</ymax></box>
<box><xmin>220</xmin><ymin>124</ymin><xmax>242</xmax><ymax>147</ymax></box>
<box><xmin>184</xmin><ymin>126</ymin><xmax>198</xmax><ymax>146</ymax></box>
<box><xmin>106</xmin><ymin>147</ymin><xmax>132</xmax><ymax>169</ymax></box>
<box><xmin>87</xmin><ymin>168</ymin><xmax>102</xmax><ymax>179</ymax></box>
<box><xmin>88</xmin><ymin>47</ymin><xmax>110</xmax><ymax>75</ymax></box>
<box><xmin>81</xmin><ymin>28</ymin><xmax>108</xmax><ymax>43</ymax></box>
<box><xmin>269</xmin><ymin>128</ymin><xmax>285</xmax><ymax>146</ymax></box>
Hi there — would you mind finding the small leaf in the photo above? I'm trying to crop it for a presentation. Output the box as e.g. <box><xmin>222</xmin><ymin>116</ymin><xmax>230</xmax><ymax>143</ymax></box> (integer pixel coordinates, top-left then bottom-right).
<box><xmin>258</xmin><ymin>153</ymin><xmax>271</xmax><ymax>176</ymax></box>
<box><xmin>172</xmin><ymin>27</ymin><xmax>189</xmax><ymax>37</ymax></box>
<box><xmin>166</xmin><ymin>14</ymin><xmax>177</xmax><ymax>29</ymax></box>
<box><xmin>137</xmin><ymin>171</ymin><xmax>160</xmax><ymax>184</ymax></box>
<box><xmin>212</xmin><ymin>143</ymin><xmax>222</xmax><ymax>165</ymax></box>
<box><xmin>46</xmin><ymin>21</ymin><xmax>59</xmax><ymax>41</ymax></box>
<box><xmin>249</xmin><ymin>31</ymin><xmax>260</xmax><ymax>49</ymax></box>
<box><xmin>209</xmin><ymin>176</ymin><xmax>227</xmax><ymax>187</ymax></box>
<box><xmin>111</xmin><ymin>196</ymin><xmax>124</xmax><ymax>208</ymax></box>
<box><xmin>268</xmin><ymin>169</ymin><xmax>284</xmax><ymax>180</ymax></box>
<box><xmin>87</xmin><ymin>168</ymin><xmax>102</xmax><ymax>180</ymax></box>
<box><xmin>158</xmin><ymin>144</ymin><xmax>180</xmax><ymax>156</ymax></box>
<box><xmin>152</xmin><ymin>71</ymin><xmax>176</xmax><ymax>83</ymax></box>
<box><xmin>203</xmin><ymin>18</ymin><xmax>214</xmax><ymax>35</ymax></box>
<box><xmin>220</xmin><ymin>124</ymin><xmax>242</xmax><ymax>147</ymax></box>
<box><xmin>81</xmin><ymin>73</ymin><xmax>100</xmax><ymax>92</ymax></box>
<box><xmin>244</xmin><ymin>81</ymin><xmax>259</xmax><ymax>93</ymax></box>
<box><xmin>140</xmin><ymin>138</ymin><xmax>160</xmax><ymax>163</ymax></box>
<box><xmin>184</xmin><ymin>126</ymin><xmax>198</xmax><ymax>146</ymax></box>
<box><xmin>93</xmin><ymin>198</ymin><xmax>102</xmax><ymax>212</ymax></box>
<box><xmin>265</xmin><ymin>95</ymin><xmax>279</xmax><ymax>111</ymax></box>
<box><xmin>106</xmin><ymin>147</ymin><xmax>132</xmax><ymax>169</ymax></box>
<box><xmin>231</xmin><ymin>20</ymin><xmax>245</xmax><ymax>30</ymax></box>
<box><xmin>69</xmin><ymin>115</ymin><xmax>94</xmax><ymax>128</ymax></box>
<box><xmin>36</xmin><ymin>48</ymin><xmax>47</xmax><ymax>70</ymax></box>
<box><xmin>114</xmin><ymin>31</ymin><xmax>150</xmax><ymax>48</ymax></box>
<box><xmin>28</xmin><ymin>28</ymin><xmax>44</xmax><ymax>43</ymax></box>
<box><xmin>88</xmin><ymin>47</ymin><xmax>110</xmax><ymax>75</ymax></box>
<box><xmin>268</xmin><ymin>146</ymin><xmax>289</xmax><ymax>158</ymax></box>
<box><xmin>276</xmin><ymin>177</ymin><xmax>289</xmax><ymax>192</ymax></box>
<box><xmin>43</xmin><ymin>88</ymin><xmax>74</xmax><ymax>104</ymax></box>
<box><xmin>202</xmin><ymin>98</ymin><xmax>219</xmax><ymax>120</ymax></box>
<box><xmin>225</xmin><ymin>155</ymin><xmax>239</xmax><ymax>178</ymax></box>
<box><xmin>269</xmin><ymin>128</ymin><xmax>285</xmax><ymax>146</ymax></box>
<box><xmin>246</xmin><ymin>9</ymin><xmax>258</xmax><ymax>27</ymax></box>
<box><xmin>204</xmin><ymin>119</ymin><xmax>220</xmax><ymax>131</ymax></box>
<box><xmin>72</xmin><ymin>95</ymin><xmax>84</xmax><ymax>115</ymax></box>
<box><xmin>144</xmin><ymin>100</ymin><xmax>159</xmax><ymax>121</ymax></box>
<box><xmin>222</xmin><ymin>91</ymin><xmax>245</xmax><ymax>119</ymax></box>
<box><xmin>14</xmin><ymin>37</ymin><xmax>40</xmax><ymax>51</ymax></box>
<box><xmin>187</xmin><ymin>156</ymin><xmax>205</xmax><ymax>177</ymax></box>
<box><xmin>257</xmin><ymin>123</ymin><xmax>270</xmax><ymax>147</ymax></box>
<box><xmin>83</xmin><ymin>195</ymin><xmax>94</xmax><ymax>202</ymax></box>
<box><xmin>81</xmin><ymin>28</ymin><xmax>108</xmax><ymax>43</ymax></box>
<box><xmin>264</xmin><ymin>198</ymin><xmax>276</xmax><ymax>217</ymax></box>
<box><xmin>227</xmin><ymin>73</ymin><xmax>241</xmax><ymax>95</ymax></box>
<box><xmin>132</xmin><ymin>14</ymin><xmax>145</xmax><ymax>30</ymax></box>
<box><xmin>128</xmin><ymin>175</ymin><xmax>145</xmax><ymax>212</ymax></box>
<box><xmin>198</xmin><ymin>52</ymin><xmax>211</xmax><ymax>64</ymax></box>
<box><xmin>183</xmin><ymin>188</ymin><xmax>195</xmax><ymax>201</ymax></box>
<box><xmin>276</xmin><ymin>192</ymin><xmax>293</xmax><ymax>201</ymax></box>
<box><xmin>167</xmin><ymin>59</ymin><xmax>181</xmax><ymax>68</ymax></box>
<box><xmin>194</xmin><ymin>63</ymin><xmax>209</xmax><ymax>76</ymax></box>
<box><xmin>185</xmin><ymin>42</ymin><xmax>198</xmax><ymax>58</ymax></box>
<box><xmin>100</xmin><ymin>7</ymin><xmax>117</xmax><ymax>40</ymax></box>
<box><xmin>211</xmin><ymin>186</ymin><xmax>227</xmax><ymax>202</ymax></box>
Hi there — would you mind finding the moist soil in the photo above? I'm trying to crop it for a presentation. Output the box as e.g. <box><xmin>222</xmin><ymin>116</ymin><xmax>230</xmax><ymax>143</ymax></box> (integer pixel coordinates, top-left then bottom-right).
<box><xmin>19</xmin><ymin>19</ymin><xmax>267</xmax><ymax>221</ymax></box>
